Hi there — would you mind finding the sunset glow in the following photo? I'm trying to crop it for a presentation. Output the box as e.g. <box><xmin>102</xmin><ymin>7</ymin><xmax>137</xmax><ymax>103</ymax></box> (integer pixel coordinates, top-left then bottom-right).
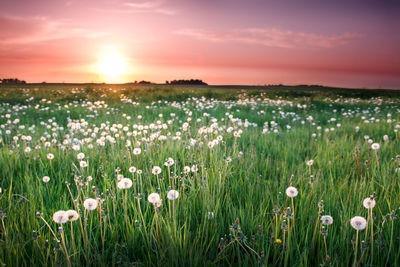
<box><xmin>95</xmin><ymin>46</ymin><xmax>130</xmax><ymax>83</ymax></box>
<box><xmin>0</xmin><ymin>0</ymin><xmax>399</xmax><ymax>88</ymax></box>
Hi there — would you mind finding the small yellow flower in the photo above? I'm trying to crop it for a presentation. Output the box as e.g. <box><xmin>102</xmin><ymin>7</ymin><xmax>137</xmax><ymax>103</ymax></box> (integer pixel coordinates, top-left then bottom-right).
<box><xmin>274</xmin><ymin>239</ymin><xmax>282</xmax><ymax>244</ymax></box>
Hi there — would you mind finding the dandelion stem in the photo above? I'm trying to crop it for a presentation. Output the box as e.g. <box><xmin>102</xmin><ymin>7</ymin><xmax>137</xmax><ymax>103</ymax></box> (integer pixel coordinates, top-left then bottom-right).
<box><xmin>323</xmin><ymin>235</ymin><xmax>328</xmax><ymax>259</ymax></box>
<box><xmin>370</xmin><ymin>208</ymin><xmax>374</xmax><ymax>265</ymax></box>
<box><xmin>84</xmin><ymin>209</ymin><xmax>88</xmax><ymax>251</ymax></box>
<box><xmin>60</xmin><ymin>230</ymin><xmax>71</xmax><ymax>267</ymax></box>
<box><xmin>1</xmin><ymin>218</ymin><xmax>6</xmax><ymax>239</ymax></box>
<box><xmin>274</xmin><ymin>213</ymin><xmax>278</xmax><ymax>243</ymax></box>
<box><xmin>137</xmin><ymin>197</ymin><xmax>146</xmax><ymax>230</ymax></box>
<box><xmin>124</xmin><ymin>190</ymin><xmax>128</xmax><ymax>227</ymax></box>
<box><xmin>106</xmin><ymin>195</ymin><xmax>112</xmax><ymax>231</ymax></box>
<box><xmin>40</xmin><ymin>216</ymin><xmax>59</xmax><ymax>242</ymax></box>
<box><xmin>156</xmin><ymin>174</ymin><xmax>160</xmax><ymax>190</ymax></box>
<box><xmin>285</xmin><ymin>219</ymin><xmax>290</xmax><ymax>267</ymax></box>
<box><xmin>385</xmin><ymin>220</ymin><xmax>394</xmax><ymax>267</ymax></box>
<box><xmin>154</xmin><ymin>207</ymin><xmax>159</xmax><ymax>239</ymax></box>
<box><xmin>353</xmin><ymin>230</ymin><xmax>359</xmax><ymax>267</ymax></box>
<box><xmin>168</xmin><ymin>166</ymin><xmax>172</xmax><ymax>188</ymax></box>
<box><xmin>70</xmin><ymin>222</ymin><xmax>76</xmax><ymax>253</ymax></box>
<box><xmin>291</xmin><ymin>198</ymin><xmax>295</xmax><ymax>235</ymax></box>
<box><xmin>172</xmin><ymin>200</ymin><xmax>175</xmax><ymax>237</ymax></box>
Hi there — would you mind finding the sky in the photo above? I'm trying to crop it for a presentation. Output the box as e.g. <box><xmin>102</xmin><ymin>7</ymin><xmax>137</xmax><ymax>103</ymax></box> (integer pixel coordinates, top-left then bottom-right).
<box><xmin>0</xmin><ymin>0</ymin><xmax>399</xmax><ymax>88</ymax></box>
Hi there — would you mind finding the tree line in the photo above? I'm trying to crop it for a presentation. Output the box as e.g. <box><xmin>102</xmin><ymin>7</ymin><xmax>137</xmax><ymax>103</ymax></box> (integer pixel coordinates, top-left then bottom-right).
<box><xmin>1</xmin><ymin>78</ymin><xmax>27</xmax><ymax>84</ymax></box>
<box><xmin>166</xmin><ymin>79</ymin><xmax>208</xmax><ymax>85</ymax></box>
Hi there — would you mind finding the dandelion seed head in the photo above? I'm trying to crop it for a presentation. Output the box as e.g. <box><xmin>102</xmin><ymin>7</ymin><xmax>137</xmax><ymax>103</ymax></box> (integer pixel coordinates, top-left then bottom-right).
<box><xmin>167</xmin><ymin>190</ymin><xmax>179</xmax><ymax>200</ymax></box>
<box><xmin>65</xmin><ymin>210</ymin><xmax>79</xmax><ymax>221</ymax></box>
<box><xmin>183</xmin><ymin>166</ymin><xmax>191</xmax><ymax>174</ymax></box>
<box><xmin>52</xmin><ymin>210</ymin><xmax>68</xmax><ymax>224</ymax></box>
<box><xmin>371</xmin><ymin>143</ymin><xmax>380</xmax><ymax>150</ymax></box>
<box><xmin>363</xmin><ymin>197</ymin><xmax>376</xmax><ymax>209</ymax></box>
<box><xmin>148</xmin><ymin>193</ymin><xmax>161</xmax><ymax>204</ymax></box>
<box><xmin>154</xmin><ymin>199</ymin><xmax>162</xmax><ymax>208</ymax></box>
<box><xmin>152</xmin><ymin>166</ymin><xmax>162</xmax><ymax>175</ymax></box>
<box><xmin>79</xmin><ymin>161</ymin><xmax>88</xmax><ymax>168</ymax></box>
<box><xmin>118</xmin><ymin>178</ymin><xmax>133</xmax><ymax>189</ymax></box>
<box><xmin>350</xmin><ymin>216</ymin><xmax>367</xmax><ymax>230</ymax></box>
<box><xmin>320</xmin><ymin>215</ymin><xmax>333</xmax><ymax>225</ymax></box>
<box><xmin>83</xmin><ymin>198</ymin><xmax>98</xmax><ymax>211</ymax></box>
<box><xmin>164</xmin><ymin>157</ymin><xmax>174</xmax><ymax>167</ymax></box>
<box><xmin>285</xmin><ymin>186</ymin><xmax>298</xmax><ymax>198</ymax></box>
<box><xmin>133</xmin><ymin>148</ymin><xmax>141</xmax><ymax>155</ymax></box>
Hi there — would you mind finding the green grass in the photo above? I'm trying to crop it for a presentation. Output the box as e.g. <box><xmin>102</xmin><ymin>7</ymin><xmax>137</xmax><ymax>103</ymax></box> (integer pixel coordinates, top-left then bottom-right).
<box><xmin>0</xmin><ymin>84</ymin><xmax>399</xmax><ymax>266</ymax></box>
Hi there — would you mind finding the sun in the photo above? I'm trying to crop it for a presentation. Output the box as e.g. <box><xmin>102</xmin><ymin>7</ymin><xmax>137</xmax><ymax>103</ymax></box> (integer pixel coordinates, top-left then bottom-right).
<box><xmin>95</xmin><ymin>46</ymin><xmax>130</xmax><ymax>83</ymax></box>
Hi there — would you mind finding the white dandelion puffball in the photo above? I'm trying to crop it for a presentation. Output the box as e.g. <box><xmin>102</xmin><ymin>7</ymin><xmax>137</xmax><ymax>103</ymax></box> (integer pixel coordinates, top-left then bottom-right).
<box><xmin>363</xmin><ymin>197</ymin><xmax>376</xmax><ymax>209</ymax></box>
<box><xmin>77</xmin><ymin>152</ymin><xmax>85</xmax><ymax>160</ymax></box>
<box><xmin>320</xmin><ymin>215</ymin><xmax>333</xmax><ymax>225</ymax></box>
<box><xmin>306</xmin><ymin>160</ymin><xmax>314</xmax><ymax>166</ymax></box>
<box><xmin>286</xmin><ymin>186</ymin><xmax>298</xmax><ymax>198</ymax></box>
<box><xmin>350</xmin><ymin>216</ymin><xmax>367</xmax><ymax>230</ymax></box>
<box><xmin>191</xmin><ymin>165</ymin><xmax>198</xmax><ymax>172</ymax></box>
<box><xmin>154</xmin><ymin>199</ymin><xmax>162</xmax><ymax>208</ymax></box>
<box><xmin>129</xmin><ymin>166</ymin><xmax>136</xmax><ymax>173</ymax></box>
<box><xmin>42</xmin><ymin>176</ymin><xmax>50</xmax><ymax>183</ymax></box>
<box><xmin>47</xmin><ymin>153</ymin><xmax>54</xmax><ymax>160</ymax></box>
<box><xmin>52</xmin><ymin>210</ymin><xmax>68</xmax><ymax>224</ymax></box>
<box><xmin>66</xmin><ymin>210</ymin><xmax>79</xmax><ymax>222</ymax></box>
<box><xmin>164</xmin><ymin>157</ymin><xmax>174</xmax><ymax>167</ymax></box>
<box><xmin>133</xmin><ymin>148</ymin><xmax>141</xmax><ymax>155</ymax></box>
<box><xmin>80</xmin><ymin>161</ymin><xmax>88</xmax><ymax>168</ymax></box>
<box><xmin>183</xmin><ymin>166</ymin><xmax>191</xmax><ymax>174</ymax></box>
<box><xmin>152</xmin><ymin>166</ymin><xmax>162</xmax><ymax>175</ymax></box>
<box><xmin>148</xmin><ymin>193</ymin><xmax>161</xmax><ymax>204</ymax></box>
<box><xmin>118</xmin><ymin>178</ymin><xmax>133</xmax><ymax>189</ymax></box>
<box><xmin>371</xmin><ymin>143</ymin><xmax>380</xmax><ymax>150</ymax></box>
<box><xmin>167</xmin><ymin>190</ymin><xmax>179</xmax><ymax>200</ymax></box>
<box><xmin>84</xmin><ymin>198</ymin><xmax>98</xmax><ymax>211</ymax></box>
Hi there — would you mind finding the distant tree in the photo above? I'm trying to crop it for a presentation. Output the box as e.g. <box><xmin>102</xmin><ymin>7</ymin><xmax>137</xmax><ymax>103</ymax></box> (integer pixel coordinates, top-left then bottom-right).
<box><xmin>138</xmin><ymin>80</ymin><xmax>153</xmax><ymax>84</ymax></box>
<box><xmin>166</xmin><ymin>80</ymin><xmax>169</xmax><ymax>84</ymax></box>
<box><xmin>169</xmin><ymin>79</ymin><xmax>207</xmax><ymax>85</ymax></box>
<box><xmin>1</xmin><ymin>78</ymin><xmax>26</xmax><ymax>84</ymax></box>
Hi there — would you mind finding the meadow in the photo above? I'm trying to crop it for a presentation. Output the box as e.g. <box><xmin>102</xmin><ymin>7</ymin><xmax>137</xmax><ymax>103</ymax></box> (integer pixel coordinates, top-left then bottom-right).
<box><xmin>0</xmin><ymin>84</ymin><xmax>399</xmax><ymax>266</ymax></box>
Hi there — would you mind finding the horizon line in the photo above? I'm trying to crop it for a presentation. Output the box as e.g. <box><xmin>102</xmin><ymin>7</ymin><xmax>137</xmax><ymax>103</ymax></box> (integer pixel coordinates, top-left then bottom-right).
<box><xmin>0</xmin><ymin>82</ymin><xmax>399</xmax><ymax>91</ymax></box>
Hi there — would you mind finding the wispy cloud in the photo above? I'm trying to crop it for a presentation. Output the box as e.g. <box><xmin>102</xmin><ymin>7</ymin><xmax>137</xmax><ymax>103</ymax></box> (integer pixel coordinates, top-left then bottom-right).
<box><xmin>0</xmin><ymin>15</ymin><xmax>107</xmax><ymax>45</ymax></box>
<box><xmin>176</xmin><ymin>28</ymin><xmax>362</xmax><ymax>48</ymax></box>
<box><xmin>123</xmin><ymin>0</ymin><xmax>177</xmax><ymax>15</ymax></box>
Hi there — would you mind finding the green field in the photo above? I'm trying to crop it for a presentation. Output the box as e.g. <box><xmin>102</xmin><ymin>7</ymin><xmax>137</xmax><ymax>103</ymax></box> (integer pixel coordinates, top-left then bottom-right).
<box><xmin>0</xmin><ymin>84</ymin><xmax>400</xmax><ymax>266</ymax></box>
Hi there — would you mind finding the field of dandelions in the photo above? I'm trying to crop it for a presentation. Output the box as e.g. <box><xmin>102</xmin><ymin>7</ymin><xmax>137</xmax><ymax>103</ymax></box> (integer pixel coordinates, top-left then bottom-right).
<box><xmin>0</xmin><ymin>84</ymin><xmax>400</xmax><ymax>266</ymax></box>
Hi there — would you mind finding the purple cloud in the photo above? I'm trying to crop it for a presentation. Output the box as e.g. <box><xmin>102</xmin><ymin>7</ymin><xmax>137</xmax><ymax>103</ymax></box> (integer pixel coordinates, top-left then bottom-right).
<box><xmin>123</xmin><ymin>0</ymin><xmax>178</xmax><ymax>15</ymax></box>
<box><xmin>176</xmin><ymin>28</ymin><xmax>363</xmax><ymax>49</ymax></box>
<box><xmin>0</xmin><ymin>15</ymin><xmax>106</xmax><ymax>45</ymax></box>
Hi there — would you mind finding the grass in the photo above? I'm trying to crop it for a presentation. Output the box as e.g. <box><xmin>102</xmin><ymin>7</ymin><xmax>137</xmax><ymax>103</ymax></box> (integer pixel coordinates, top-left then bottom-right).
<box><xmin>0</xmin><ymin>84</ymin><xmax>399</xmax><ymax>266</ymax></box>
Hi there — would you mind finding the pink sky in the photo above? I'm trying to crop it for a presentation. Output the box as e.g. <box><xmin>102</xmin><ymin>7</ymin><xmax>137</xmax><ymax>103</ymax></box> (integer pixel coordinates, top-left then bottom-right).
<box><xmin>0</xmin><ymin>0</ymin><xmax>399</xmax><ymax>88</ymax></box>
